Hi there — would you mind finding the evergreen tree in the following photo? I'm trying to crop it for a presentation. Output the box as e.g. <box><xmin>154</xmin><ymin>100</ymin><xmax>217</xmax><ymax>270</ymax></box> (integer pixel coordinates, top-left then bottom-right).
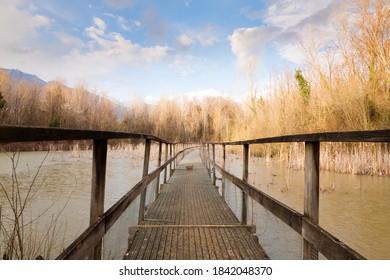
<box><xmin>294</xmin><ymin>69</ymin><xmax>311</xmax><ymax>104</ymax></box>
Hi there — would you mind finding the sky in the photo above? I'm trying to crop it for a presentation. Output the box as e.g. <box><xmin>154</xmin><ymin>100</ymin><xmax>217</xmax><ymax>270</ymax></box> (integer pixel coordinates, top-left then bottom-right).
<box><xmin>0</xmin><ymin>0</ymin><xmax>350</xmax><ymax>103</ymax></box>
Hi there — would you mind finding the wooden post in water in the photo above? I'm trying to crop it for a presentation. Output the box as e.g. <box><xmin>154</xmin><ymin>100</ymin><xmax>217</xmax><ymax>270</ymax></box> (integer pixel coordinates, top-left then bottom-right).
<box><xmin>155</xmin><ymin>142</ymin><xmax>162</xmax><ymax>197</ymax></box>
<box><xmin>212</xmin><ymin>144</ymin><xmax>216</xmax><ymax>186</ymax></box>
<box><xmin>242</xmin><ymin>144</ymin><xmax>249</xmax><ymax>225</ymax></box>
<box><xmin>138</xmin><ymin>138</ymin><xmax>151</xmax><ymax>224</ymax></box>
<box><xmin>303</xmin><ymin>141</ymin><xmax>320</xmax><ymax>260</ymax></box>
<box><xmin>222</xmin><ymin>144</ymin><xmax>226</xmax><ymax>200</ymax></box>
<box><xmin>89</xmin><ymin>139</ymin><xmax>107</xmax><ymax>260</ymax></box>
<box><xmin>164</xmin><ymin>143</ymin><xmax>168</xmax><ymax>183</ymax></box>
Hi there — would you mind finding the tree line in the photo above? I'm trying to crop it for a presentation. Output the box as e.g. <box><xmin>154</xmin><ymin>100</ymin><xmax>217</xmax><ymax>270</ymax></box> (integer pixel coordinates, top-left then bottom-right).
<box><xmin>1</xmin><ymin>0</ymin><xmax>389</xmax><ymax>147</ymax></box>
<box><xmin>0</xmin><ymin>72</ymin><xmax>243</xmax><ymax>143</ymax></box>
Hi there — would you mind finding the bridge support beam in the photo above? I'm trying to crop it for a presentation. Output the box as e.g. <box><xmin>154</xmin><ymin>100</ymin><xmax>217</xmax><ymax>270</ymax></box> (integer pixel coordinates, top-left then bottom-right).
<box><xmin>303</xmin><ymin>141</ymin><xmax>320</xmax><ymax>260</ymax></box>
<box><xmin>89</xmin><ymin>139</ymin><xmax>107</xmax><ymax>260</ymax></box>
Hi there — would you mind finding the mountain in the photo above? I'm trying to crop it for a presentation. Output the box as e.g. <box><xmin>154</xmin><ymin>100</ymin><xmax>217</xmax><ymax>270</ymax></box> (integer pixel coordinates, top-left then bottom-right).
<box><xmin>0</xmin><ymin>68</ymin><xmax>126</xmax><ymax>119</ymax></box>
<box><xmin>1</xmin><ymin>68</ymin><xmax>46</xmax><ymax>87</ymax></box>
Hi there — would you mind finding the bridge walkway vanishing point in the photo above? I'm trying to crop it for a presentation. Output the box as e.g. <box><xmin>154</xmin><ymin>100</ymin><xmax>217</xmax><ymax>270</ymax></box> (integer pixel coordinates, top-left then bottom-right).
<box><xmin>124</xmin><ymin>150</ymin><xmax>269</xmax><ymax>260</ymax></box>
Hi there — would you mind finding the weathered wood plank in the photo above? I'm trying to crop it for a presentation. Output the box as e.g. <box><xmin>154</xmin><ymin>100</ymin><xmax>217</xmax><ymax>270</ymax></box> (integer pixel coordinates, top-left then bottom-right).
<box><xmin>213</xmin><ymin>161</ymin><xmax>303</xmax><ymax>234</ymax></box>
<box><xmin>125</xmin><ymin>151</ymin><xmax>268</xmax><ymax>260</ymax></box>
<box><xmin>241</xmin><ymin>144</ymin><xmax>249</xmax><ymax>225</ymax></box>
<box><xmin>138</xmin><ymin>139</ymin><xmax>151</xmax><ymax>224</ymax></box>
<box><xmin>58</xmin><ymin>147</ymin><xmax>194</xmax><ymax>260</ymax></box>
<box><xmin>89</xmin><ymin>139</ymin><xmax>107</xmax><ymax>260</ymax></box>
<box><xmin>303</xmin><ymin>142</ymin><xmax>320</xmax><ymax>260</ymax></box>
<box><xmin>0</xmin><ymin>125</ymin><xmax>173</xmax><ymax>144</ymax></box>
<box><xmin>205</xmin><ymin>129</ymin><xmax>390</xmax><ymax>145</ymax></box>
<box><xmin>208</xmin><ymin>148</ymin><xmax>365</xmax><ymax>260</ymax></box>
<box><xmin>302</xmin><ymin>218</ymin><xmax>365</xmax><ymax>260</ymax></box>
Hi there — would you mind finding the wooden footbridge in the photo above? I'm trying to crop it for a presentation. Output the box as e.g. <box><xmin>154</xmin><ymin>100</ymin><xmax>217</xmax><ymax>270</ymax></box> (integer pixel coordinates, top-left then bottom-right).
<box><xmin>2</xmin><ymin>125</ymin><xmax>389</xmax><ymax>260</ymax></box>
<box><xmin>124</xmin><ymin>151</ymin><xmax>267</xmax><ymax>260</ymax></box>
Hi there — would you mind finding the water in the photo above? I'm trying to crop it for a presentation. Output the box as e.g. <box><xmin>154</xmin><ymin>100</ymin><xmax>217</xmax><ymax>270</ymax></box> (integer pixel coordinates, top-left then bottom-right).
<box><xmin>1</xmin><ymin>149</ymin><xmax>390</xmax><ymax>259</ymax></box>
<box><xmin>219</xmin><ymin>154</ymin><xmax>390</xmax><ymax>260</ymax></box>
<box><xmin>0</xmin><ymin>147</ymin><xmax>161</xmax><ymax>259</ymax></box>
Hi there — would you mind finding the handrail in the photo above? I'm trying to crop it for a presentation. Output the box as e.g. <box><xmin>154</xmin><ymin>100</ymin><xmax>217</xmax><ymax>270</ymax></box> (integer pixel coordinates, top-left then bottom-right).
<box><xmin>204</xmin><ymin>129</ymin><xmax>390</xmax><ymax>145</ymax></box>
<box><xmin>210</xmin><ymin>159</ymin><xmax>364</xmax><ymax>260</ymax></box>
<box><xmin>56</xmin><ymin>147</ymin><xmax>197</xmax><ymax>260</ymax></box>
<box><xmin>0</xmin><ymin>125</ymin><xmax>174</xmax><ymax>144</ymax></box>
<box><xmin>201</xmin><ymin>129</ymin><xmax>390</xmax><ymax>260</ymax></box>
<box><xmin>0</xmin><ymin>125</ymin><xmax>197</xmax><ymax>260</ymax></box>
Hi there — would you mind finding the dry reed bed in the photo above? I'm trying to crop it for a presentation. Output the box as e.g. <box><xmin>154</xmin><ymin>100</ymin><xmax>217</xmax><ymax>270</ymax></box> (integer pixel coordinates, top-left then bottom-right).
<box><xmin>214</xmin><ymin>143</ymin><xmax>390</xmax><ymax>176</ymax></box>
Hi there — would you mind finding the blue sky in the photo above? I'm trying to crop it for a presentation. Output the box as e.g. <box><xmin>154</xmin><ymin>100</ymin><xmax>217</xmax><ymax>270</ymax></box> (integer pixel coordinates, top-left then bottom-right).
<box><xmin>0</xmin><ymin>0</ymin><xmax>348</xmax><ymax>103</ymax></box>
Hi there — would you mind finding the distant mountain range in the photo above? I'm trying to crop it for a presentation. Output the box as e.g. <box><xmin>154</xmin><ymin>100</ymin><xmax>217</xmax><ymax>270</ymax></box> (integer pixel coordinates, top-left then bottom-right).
<box><xmin>0</xmin><ymin>67</ymin><xmax>126</xmax><ymax>118</ymax></box>
<box><xmin>1</xmin><ymin>68</ymin><xmax>47</xmax><ymax>87</ymax></box>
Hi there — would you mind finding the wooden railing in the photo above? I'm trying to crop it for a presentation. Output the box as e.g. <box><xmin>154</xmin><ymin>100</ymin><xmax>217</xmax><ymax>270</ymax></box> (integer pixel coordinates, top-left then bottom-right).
<box><xmin>201</xmin><ymin>129</ymin><xmax>390</xmax><ymax>260</ymax></box>
<box><xmin>0</xmin><ymin>125</ymin><xmax>196</xmax><ymax>259</ymax></box>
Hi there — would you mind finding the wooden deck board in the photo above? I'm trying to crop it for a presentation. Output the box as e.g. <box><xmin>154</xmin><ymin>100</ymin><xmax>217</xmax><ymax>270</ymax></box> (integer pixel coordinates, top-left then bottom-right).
<box><xmin>124</xmin><ymin>150</ymin><xmax>268</xmax><ymax>260</ymax></box>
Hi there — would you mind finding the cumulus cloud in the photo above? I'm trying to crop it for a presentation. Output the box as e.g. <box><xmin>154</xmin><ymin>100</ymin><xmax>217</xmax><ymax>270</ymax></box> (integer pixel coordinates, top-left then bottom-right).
<box><xmin>83</xmin><ymin>17</ymin><xmax>169</xmax><ymax>64</ymax></box>
<box><xmin>0</xmin><ymin>2</ymin><xmax>52</xmax><ymax>47</ymax></box>
<box><xmin>231</xmin><ymin>0</ymin><xmax>347</xmax><ymax>69</ymax></box>
<box><xmin>175</xmin><ymin>24</ymin><xmax>219</xmax><ymax>51</ymax></box>
<box><xmin>229</xmin><ymin>26</ymin><xmax>281</xmax><ymax>70</ymax></box>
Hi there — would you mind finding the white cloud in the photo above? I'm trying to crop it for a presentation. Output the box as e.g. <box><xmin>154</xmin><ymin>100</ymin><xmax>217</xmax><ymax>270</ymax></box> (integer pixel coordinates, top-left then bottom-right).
<box><xmin>104</xmin><ymin>12</ymin><xmax>141</xmax><ymax>32</ymax></box>
<box><xmin>231</xmin><ymin>0</ymin><xmax>349</xmax><ymax>69</ymax></box>
<box><xmin>54</xmin><ymin>32</ymin><xmax>84</xmax><ymax>48</ymax></box>
<box><xmin>179</xmin><ymin>34</ymin><xmax>193</xmax><ymax>46</ymax></box>
<box><xmin>83</xmin><ymin>17</ymin><xmax>169</xmax><ymax>64</ymax></box>
<box><xmin>0</xmin><ymin>1</ymin><xmax>52</xmax><ymax>46</ymax></box>
<box><xmin>229</xmin><ymin>26</ymin><xmax>281</xmax><ymax>70</ymax></box>
<box><xmin>182</xmin><ymin>88</ymin><xmax>229</xmax><ymax>100</ymax></box>
<box><xmin>196</xmin><ymin>24</ymin><xmax>219</xmax><ymax>46</ymax></box>
<box><xmin>176</xmin><ymin>33</ymin><xmax>193</xmax><ymax>49</ymax></box>
<box><xmin>175</xmin><ymin>24</ymin><xmax>219</xmax><ymax>50</ymax></box>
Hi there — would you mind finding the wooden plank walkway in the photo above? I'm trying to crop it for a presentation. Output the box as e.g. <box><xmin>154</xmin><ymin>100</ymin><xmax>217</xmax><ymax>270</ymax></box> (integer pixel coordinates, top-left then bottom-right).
<box><xmin>124</xmin><ymin>150</ymin><xmax>269</xmax><ymax>260</ymax></box>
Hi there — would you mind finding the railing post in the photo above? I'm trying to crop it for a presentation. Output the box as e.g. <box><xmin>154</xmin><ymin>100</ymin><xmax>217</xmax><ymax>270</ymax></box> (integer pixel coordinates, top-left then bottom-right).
<box><xmin>164</xmin><ymin>143</ymin><xmax>168</xmax><ymax>183</ymax></box>
<box><xmin>207</xmin><ymin>144</ymin><xmax>211</xmax><ymax>175</ymax></box>
<box><xmin>212</xmin><ymin>144</ymin><xmax>216</xmax><ymax>185</ymax></box>
<box><xmin>155</xmin><ymin>141</ymin><xmax>162</xmax><ymax>197</ymax></box>
<box><xmin>303</xmin><ymin>141</ymin><xmax>320</xmax><ymax>260</ymax></box>
<box><xmin>222</xmin><ymin>144</ymin><xmax>226</xmax><ymax>200</ymax></box>
<box><xmin>175</xmin><ymin>144</ymin><xmax>177</xmax><ymax>168</ymax></box>
<box><xmin>138</xmin><ymin>138</ymin><xmax>151</xmax><ymax>224</ymax></box>
<box><xmin>170</xmin><ymin>144</ymin><xmax>173</xmax><ymax>176</ymax></box>
<box><xmin>242</xmin><ymin>144</ymin><xmax>249</xmax><ymax>225</ymax></box>
<box><xmin>90</xmin><ymin>139</ymin><xmax>107</xmax><ymax>260</ymax></box>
